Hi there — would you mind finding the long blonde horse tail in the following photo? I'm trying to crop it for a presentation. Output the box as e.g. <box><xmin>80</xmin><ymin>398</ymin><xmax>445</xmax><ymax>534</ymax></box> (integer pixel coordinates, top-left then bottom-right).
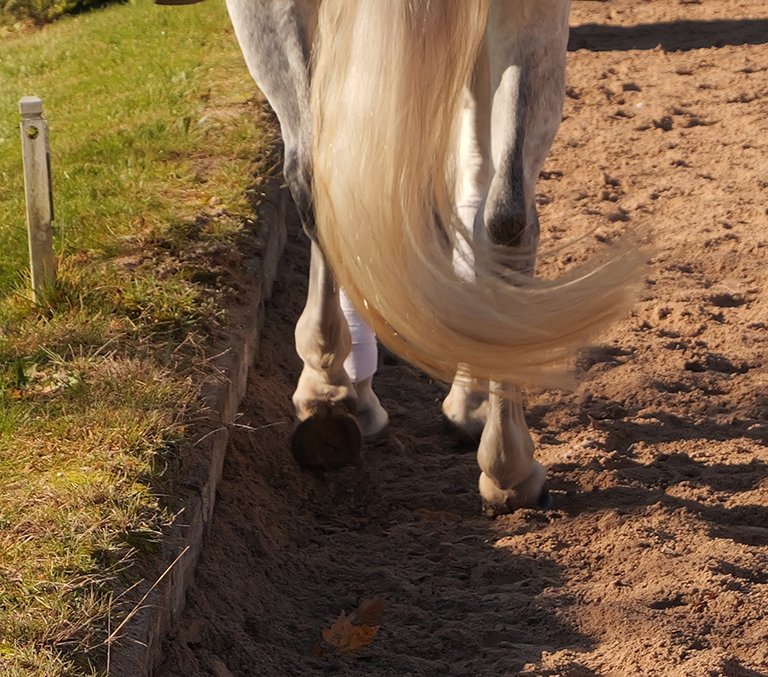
<box><xmin>311</xmin><ymin>0</ymin><xmax>645</xmax><ymax>388</ymax></box>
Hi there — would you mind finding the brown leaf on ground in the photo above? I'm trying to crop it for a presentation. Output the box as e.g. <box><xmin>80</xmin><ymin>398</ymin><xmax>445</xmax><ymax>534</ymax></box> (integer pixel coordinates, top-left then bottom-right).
<box><xmin>313</xmin><ymin>598</ymin><xmax>384</xmax><ymax>656</ymax></box>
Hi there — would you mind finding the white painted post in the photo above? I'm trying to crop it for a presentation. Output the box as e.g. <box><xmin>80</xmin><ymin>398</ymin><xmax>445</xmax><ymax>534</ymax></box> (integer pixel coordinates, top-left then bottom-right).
<box><xmin>19</xmin><ymin>95</ymin><xmax>56</xmax><ymax>302</ymax></box>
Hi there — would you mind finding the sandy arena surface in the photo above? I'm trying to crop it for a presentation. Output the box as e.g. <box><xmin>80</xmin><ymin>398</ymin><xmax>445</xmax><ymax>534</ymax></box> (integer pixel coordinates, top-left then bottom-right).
<box><xmin>159</xmin><ymin>2</ymin><xmax>768</xmax><ymax>675</ymax></box>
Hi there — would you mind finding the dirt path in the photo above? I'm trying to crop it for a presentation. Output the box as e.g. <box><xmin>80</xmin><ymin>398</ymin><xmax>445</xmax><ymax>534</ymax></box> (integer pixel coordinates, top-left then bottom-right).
<box><xmin>159</xmin><ymin>2</ymin><xmax>767</xmax><ymax>675</ymax></box>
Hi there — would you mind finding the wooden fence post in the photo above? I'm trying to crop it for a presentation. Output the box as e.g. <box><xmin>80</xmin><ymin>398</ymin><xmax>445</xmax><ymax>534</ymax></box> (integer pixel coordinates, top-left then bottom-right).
<box><xmin>19</xmin><ymin>95</ymin><xmax>56</xmax><ymax>302</ymax></box>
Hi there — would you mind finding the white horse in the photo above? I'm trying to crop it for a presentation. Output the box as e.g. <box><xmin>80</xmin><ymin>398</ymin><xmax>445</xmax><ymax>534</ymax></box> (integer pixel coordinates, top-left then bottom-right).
<box><xmin>219</xmin><ymin>0</ymin><xmax>643</xmax><ymax>514</ymax></box>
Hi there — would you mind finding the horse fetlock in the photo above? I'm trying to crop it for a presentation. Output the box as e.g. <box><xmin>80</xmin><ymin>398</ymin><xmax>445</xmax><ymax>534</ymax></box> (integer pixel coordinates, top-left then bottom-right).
<box><xmin>292</xmin><ymin>367</ymin><xmax>356</xmax><ymax>422</ymax></box>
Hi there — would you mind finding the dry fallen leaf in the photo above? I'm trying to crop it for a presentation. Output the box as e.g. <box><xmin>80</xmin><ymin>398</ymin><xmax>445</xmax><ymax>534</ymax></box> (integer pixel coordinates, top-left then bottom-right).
<box><xmin>322</xmin><ymin>612</ymin><xmax>378</xmax><ymax>652</ymax></box>
<box><xmin>313</xmin><ymin>597</ymin><xmax>384</xmax><ymax>656</ymax></box>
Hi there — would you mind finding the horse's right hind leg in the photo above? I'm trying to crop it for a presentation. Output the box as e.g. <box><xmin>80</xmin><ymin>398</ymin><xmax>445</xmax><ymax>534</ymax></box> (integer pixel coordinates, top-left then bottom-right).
<box><xmin>477</xmin><ymin>383</ymin><xmax>548</xmax><ymax>516</ymax></box>
<box><xmin>473</xmin><ymin>0</ymin><xmax>570</xmax><ymax>514</ymax></box>
<box><xmin>444</xmin><ymin>0</ymin><xmax>570</xmax><ymax>513</ymax></box>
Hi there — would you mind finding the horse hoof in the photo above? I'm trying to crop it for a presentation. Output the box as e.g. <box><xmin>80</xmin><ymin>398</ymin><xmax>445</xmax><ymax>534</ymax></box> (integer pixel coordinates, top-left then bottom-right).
<box><xmin>353</xmin><ymin>377</ymin><xmax>390</xmax><ymax>438</ymax></box>
<box><xmin>481</xmin><ymin>484</ymin><xmax>550</xmax><ymax>518</ymax></box>
<box><xmin>478</xmin><ymin>463</ymin><xmax>548</xmax><ymax>517</ymax></box>
<box><xmin>291</xmin><ymin>412</ymin><xmax>362</xmax><ymax>470</ymax></box>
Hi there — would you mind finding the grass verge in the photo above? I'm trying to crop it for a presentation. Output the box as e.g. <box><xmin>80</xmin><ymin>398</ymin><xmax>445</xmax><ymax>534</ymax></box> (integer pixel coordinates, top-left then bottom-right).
<box><xmin>0</xmin><ymin>1</ymin><xmax>276</xmax><ymax>674</ymax></box>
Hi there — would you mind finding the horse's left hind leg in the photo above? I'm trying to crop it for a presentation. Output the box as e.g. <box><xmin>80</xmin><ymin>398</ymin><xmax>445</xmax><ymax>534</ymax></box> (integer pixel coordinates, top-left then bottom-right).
<box><xmin>292</xmin><ymin>241</ymin><xmax>388</xmax><ymax>469</ymax></box>
<box><xmin>291</xmin><ymin>241</ymin><xmax>359</xmax><ymax>468</ymax></box>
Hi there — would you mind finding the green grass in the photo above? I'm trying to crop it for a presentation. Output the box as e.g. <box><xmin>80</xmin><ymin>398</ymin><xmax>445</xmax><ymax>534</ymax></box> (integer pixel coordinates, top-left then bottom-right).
<box><xmin>0</xmin><ymin>0</ymin><xmax>267</xmax><ymax>290</ymax></box>
<box><xmin>0</xmin><ymin>2</ymin><xmax>275</xmax><ymax>674</ymax></box>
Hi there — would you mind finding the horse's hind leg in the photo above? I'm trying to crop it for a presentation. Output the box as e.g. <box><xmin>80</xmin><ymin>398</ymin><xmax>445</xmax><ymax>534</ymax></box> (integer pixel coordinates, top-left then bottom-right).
<box><xmin>227</xmin><ymin>0</ymin><xmax>386</xmax><ymax>468</ymax></box>
<box><xmin>478</xmin><ymin>383</ymin><xmax>548</xmax><ymax>515</ymax></box>
<box><xmin>291</xmin><ymin>242</ymin><xmax>388</xmax><ymax>467</ymax></box>
<box><xmin>451</xmin><ymin>0</ymin><xmax>570</xmax><ymax>513</ymax></box>
<box><xmin>291</xmin><ymin>241</ymin><xmax>380</xmax><ymax>468</ymax></box>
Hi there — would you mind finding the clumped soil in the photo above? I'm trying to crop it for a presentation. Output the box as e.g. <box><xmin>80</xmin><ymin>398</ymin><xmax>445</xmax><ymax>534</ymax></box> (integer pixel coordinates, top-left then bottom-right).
<box><xmin>159</xmin><ymin>2</ymin><xmax>768</xmax><ymax>675</ymax></box>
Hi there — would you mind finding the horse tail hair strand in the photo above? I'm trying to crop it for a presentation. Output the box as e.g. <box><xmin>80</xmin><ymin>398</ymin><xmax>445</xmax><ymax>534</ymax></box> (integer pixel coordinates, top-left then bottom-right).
<box><xmin>311</xmin><ymin>0</ymin><xmax>646</xmax><ymax>388</ymax></box>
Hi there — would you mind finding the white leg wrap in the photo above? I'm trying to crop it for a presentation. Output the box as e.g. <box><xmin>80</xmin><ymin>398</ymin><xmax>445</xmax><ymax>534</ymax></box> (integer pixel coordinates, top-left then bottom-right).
<box><xmin>339</xmin><ymin>289</ymin><xmax>378</xmax><ymax>383</ymax></box>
